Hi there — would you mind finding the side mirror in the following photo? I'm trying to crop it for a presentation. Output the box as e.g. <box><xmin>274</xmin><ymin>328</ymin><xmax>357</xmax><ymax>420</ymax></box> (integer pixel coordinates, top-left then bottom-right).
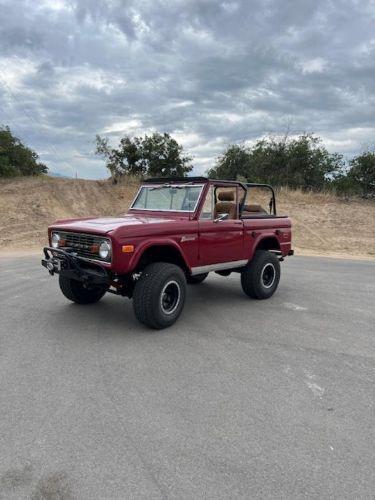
<box><xmin>214</xmin><ymin>213</ymin><xmax>229</xmax><ymax>223</ymax></box>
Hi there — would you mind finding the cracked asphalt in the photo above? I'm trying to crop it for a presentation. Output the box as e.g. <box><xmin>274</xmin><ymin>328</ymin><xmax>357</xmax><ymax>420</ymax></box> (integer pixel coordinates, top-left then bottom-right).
<box><xmin>0</xmin><ymin>254</ymin><xmax>374</xmax><ymax>499</ymax></box>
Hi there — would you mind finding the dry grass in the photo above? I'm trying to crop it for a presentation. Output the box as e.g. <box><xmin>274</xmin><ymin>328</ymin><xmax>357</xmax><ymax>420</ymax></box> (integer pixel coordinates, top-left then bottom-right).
<box><xmin>0</xmin><ymin>176</ymin><xmax>138</xmax><ymax>250</ymax></box>
<box><xmin>0</xmin><ymin>176</ymin><xmax>374</xmax><ymax>259</ymax></box>
<box><xmin>276</xmin><ymin>187</ymin><xmax>375</xmax><ymax>259</ymax></box>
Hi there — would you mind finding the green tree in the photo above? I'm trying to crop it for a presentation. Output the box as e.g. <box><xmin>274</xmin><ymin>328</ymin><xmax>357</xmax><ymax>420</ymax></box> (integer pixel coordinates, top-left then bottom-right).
<box><xmin>207</xmin><ymin>144</ymin><xmax>252</xmax><ymax>180</ymax></box>
<box><xmin>0</xmin><ymin>126</ymin><xmax>48</xmax><ymax>177</ymax></box>
<box><xmin>347</xmin><ymin>151</ymin><xmax>375</xmax><ymax>196</ymax></box>
<box><xmin>209</xmin><ymin>134</ymin><xmax>344</xmax><ymax>190</ymax></box>
<box><xmin>95</xmin><ymin>132</ymin><xmax>193</xmax><ymax>182</ymax></box>
<box><xmin>95</xmin><ymin>135</ymin><xmax>144</xmax><ymax>182</ymax></box>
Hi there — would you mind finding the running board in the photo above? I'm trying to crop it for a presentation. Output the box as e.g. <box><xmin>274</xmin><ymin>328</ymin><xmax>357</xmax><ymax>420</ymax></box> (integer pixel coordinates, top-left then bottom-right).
<box><xmin>191</xmin><ymin>260</ymin><xmax>248</xmax><ymax>276</ymax></box>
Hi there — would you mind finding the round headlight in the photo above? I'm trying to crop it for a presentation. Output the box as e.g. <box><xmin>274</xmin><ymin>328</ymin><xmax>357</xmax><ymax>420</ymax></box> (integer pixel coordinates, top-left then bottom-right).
<box><xmin>99</xmin><ymin>240</ymin><xmax>111</xmax><ymax>260</ymax></box>
<box><xmin>51</xmin><ymin>233</ymin><xmax>60</xmax><ymax>248</ymax></box>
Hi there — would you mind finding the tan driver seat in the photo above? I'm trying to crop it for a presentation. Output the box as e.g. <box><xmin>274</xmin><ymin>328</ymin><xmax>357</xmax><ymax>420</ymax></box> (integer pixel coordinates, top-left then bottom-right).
<box><xmin>214</xmin><ymin>191</ymin><xmax>237</xmax><ymax>219</ymax></box>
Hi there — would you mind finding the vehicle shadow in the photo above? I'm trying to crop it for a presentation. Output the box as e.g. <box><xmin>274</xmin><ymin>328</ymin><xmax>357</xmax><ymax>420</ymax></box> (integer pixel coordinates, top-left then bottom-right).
<box><xmin>48</xmin><ymin>276</ymin><xmax>255</xmax><ymax>339</ymax></box>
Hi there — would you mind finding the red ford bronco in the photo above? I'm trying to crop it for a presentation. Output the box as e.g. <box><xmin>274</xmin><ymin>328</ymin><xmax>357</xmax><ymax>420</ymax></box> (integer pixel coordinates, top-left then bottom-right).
<box><xmin>42</xmin><ymin>177</ymin><xmax>293</xmax><ymax>329</ymax></box>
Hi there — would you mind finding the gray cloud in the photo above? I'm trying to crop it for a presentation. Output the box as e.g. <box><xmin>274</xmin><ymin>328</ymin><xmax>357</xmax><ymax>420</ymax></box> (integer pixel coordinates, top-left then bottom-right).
<box><xmin>0</xmin><ymin>0</ymin><xmax>374</xmax><ymax>178</ymax></box>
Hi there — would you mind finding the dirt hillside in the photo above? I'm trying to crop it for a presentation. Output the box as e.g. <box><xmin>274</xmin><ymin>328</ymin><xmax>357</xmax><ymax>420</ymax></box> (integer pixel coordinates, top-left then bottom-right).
<box><xmin>0</xmin><ymin>177</ymin><xmax>138</xmax><ymax>251</ymax></box>
<box><xmin>0</xmin><ymin>176</ymin><xmax>374</xmax><ymax>259</ymax></box>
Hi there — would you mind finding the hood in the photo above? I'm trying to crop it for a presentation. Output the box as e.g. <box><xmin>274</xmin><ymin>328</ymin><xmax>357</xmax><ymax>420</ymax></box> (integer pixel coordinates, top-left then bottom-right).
<box><xmin>50</xmin><ymin>213</ymin><xmax>186</xmax><ymax>235</ymax></box>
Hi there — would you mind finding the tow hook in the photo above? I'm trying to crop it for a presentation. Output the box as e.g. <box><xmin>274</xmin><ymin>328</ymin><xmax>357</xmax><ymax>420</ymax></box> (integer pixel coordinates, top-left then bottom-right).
<box><xmin>46</xmin><ymin>260</ymin><xmax>55</xmax><ymax>275</ymax></box>
<box><xmin>45</xmin><ymin>257</ymin><xmax>62</xmax><ymax>275</ymax></box>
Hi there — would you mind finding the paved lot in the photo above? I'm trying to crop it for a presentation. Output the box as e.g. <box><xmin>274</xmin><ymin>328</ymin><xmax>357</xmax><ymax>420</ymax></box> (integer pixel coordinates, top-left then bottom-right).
<box><xmin>0</xmin><ymin>255</ymin><xmax>374</xmax><ymax>499</ymax></box>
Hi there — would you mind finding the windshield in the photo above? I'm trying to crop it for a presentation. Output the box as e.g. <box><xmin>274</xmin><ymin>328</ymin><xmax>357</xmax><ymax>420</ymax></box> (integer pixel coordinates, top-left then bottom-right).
<box><xmin>131</xmin><ymin>184</ymin><xmax>203</xmax><ymax>211</ymax></box>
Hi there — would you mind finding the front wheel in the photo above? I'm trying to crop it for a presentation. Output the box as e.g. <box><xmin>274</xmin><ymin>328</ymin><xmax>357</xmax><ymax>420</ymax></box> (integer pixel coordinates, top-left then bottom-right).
<box><xmin>59</xmin><ymin>276</ymin><xmax>108</xmax><ymax>304</ymax></box>
<box><xmin>133</xmin><ymin>262</ymin><xmax>186</xmax><ymax>329</ymax></box>
<box><xmin>241</xmin><ymin>250</ymin><xmax>280</xmax><ymax>299</ymax></box>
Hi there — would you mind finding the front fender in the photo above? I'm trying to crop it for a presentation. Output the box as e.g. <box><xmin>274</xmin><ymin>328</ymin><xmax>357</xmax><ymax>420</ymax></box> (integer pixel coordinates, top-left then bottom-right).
<box><xmin>126</xmin><ymin>238</ymin><xmax>191</xmax><ymax>273</ymax></box>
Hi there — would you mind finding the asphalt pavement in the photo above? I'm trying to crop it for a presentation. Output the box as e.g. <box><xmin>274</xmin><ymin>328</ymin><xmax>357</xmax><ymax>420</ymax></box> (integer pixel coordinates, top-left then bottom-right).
<box><xmin>0</xmin><ymin>254</ymin><xmax>374</xmax><ymax>499</ymax></box>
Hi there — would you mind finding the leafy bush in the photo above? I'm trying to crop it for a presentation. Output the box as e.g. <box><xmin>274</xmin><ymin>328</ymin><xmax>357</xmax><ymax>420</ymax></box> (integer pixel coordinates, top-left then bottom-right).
<box><xmin>209</xmin><ymin>134</ymin><xmax>375</xmax><ymax>197</ymax></box>
<box><xmin>0</xmin><ymin>126</ymin><xmax>48</xmax><ymax>177</ymax></box>
<box><xmin>347</xmin><ymin>152</ymin><xmax>375</xmax><ymax>197</ymax></box>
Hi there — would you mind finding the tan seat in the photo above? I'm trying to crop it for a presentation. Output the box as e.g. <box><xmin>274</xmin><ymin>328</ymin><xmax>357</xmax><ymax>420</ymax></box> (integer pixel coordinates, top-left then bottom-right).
<box><xmin>242</xmin><ymin>204</ymin><xmax>267</xmax><ymax>215</ymax></box>
<box><xmin>214</xmin><ymin>191</ymin><xmax>237</xmax><ymax>219</ymax></box>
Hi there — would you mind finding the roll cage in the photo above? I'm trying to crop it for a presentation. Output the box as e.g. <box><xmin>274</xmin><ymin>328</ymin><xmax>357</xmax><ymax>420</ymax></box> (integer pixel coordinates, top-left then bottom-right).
<box><xmin>141</xmin><ymin>177</ymin><xmax>277</xmax><ymax>217</ymax></box>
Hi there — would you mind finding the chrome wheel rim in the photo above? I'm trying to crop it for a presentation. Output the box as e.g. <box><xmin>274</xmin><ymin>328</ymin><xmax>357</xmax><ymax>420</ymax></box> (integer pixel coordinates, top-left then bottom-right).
<box><xmin>160</xmin><ymin>280</ymin><xmax>181</xmax><ymax>315</ymax></box>
<box><xmin>261</xmin><ymin>263</ymin><xmax>276</xmax><ymax>288</ymax></box>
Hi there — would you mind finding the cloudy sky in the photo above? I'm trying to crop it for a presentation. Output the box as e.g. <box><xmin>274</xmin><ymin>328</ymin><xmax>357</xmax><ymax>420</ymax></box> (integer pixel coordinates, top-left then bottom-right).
<box><xmin>0</xmin><ymin>0</ymin><xmax>374</xmax><ymax>178</ymax></box>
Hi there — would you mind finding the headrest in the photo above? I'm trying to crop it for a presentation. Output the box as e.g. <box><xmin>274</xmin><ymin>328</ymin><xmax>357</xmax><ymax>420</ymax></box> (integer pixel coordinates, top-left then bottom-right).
<box><xmin>218</xmin><ymin>191</ymin><xmax>235</xmax><ymax>202</ymax></box>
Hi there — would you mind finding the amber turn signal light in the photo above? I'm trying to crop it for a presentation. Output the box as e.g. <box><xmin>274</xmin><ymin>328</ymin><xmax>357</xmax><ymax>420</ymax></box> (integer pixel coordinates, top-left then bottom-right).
<box><xmin>122</xmin><ymin>245</ymin><xmax>134</xmax><ymax>253</ymax></box>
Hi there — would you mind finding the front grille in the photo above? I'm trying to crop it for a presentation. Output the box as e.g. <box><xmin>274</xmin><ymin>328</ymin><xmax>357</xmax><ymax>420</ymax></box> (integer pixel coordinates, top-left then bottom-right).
<box><xmin>59</xmin><ymin>231</ymin><xmax>110</xmax><ymax>262</ymax></box>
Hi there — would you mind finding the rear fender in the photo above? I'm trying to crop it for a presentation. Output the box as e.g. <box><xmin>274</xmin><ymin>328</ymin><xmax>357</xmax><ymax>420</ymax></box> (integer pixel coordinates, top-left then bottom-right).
<box><xmin>250</xmin><ymin>234</ymin><xmax>281</xmax><ymax>260</ymax></box>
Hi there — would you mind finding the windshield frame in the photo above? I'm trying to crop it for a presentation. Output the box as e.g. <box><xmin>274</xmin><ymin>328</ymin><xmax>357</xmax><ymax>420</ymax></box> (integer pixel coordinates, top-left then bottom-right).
<box><xmin>129</xmin><ymin>184</ymin><xmax>205</xmax><ymax>213</ymax></box>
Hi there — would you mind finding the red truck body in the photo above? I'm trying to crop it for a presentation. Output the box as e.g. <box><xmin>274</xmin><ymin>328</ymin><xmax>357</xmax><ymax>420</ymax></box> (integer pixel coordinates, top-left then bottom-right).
<box><xmin>42</xmin><ymin>177</ymin><xmax>293</xmax><ymax>329</ymax></box>
<box><xmin>47</xmin><ymin>178</ymin><xmax>292</xmax><ymax>274</ymax></box>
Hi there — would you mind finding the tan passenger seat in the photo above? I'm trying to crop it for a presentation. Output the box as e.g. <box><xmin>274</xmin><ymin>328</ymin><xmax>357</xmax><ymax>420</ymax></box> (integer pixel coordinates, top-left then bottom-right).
<box><xmin>242</xmin><ymin>204</ymin><xmax>267</xmax><ymax>214</ymax></box>
<box><xmin>214</xmin><ymin>191</ymin><xmax>237</xmax><ymax>219</ymax></box>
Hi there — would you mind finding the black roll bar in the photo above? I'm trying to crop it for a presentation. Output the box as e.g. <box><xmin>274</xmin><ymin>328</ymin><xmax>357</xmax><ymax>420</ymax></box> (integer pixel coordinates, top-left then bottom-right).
<box><xmin>243</xmin><ymin>183</ymin><xmax>276</xmax><ymax>215</ymax></box>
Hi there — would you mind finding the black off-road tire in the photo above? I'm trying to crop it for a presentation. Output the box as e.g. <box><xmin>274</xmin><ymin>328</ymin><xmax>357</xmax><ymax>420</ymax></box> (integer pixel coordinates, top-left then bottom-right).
<box><xmin>241</xmin><ymin>250</ymin><xmax>280</xmax><ymax>299</ymax></box>
<box><xmin>133</xmin><ymin>262</ymin><xmax>186</xmax><ymax>329</ymax></box>
<box><xmin>59</xmin><ymin>276</ymin><xmax>108</xmax><ymax>304</ymax></box>
<box><xmin>186</xmin><ymin>273</ymin><xmax>208</xmax><ymax>285</ymax></box>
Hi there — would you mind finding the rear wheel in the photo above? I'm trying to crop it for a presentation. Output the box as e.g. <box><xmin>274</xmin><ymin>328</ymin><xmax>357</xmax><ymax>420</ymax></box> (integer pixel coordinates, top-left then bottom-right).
<box><xmin>186</xmin><ymin>273</ymin><xmax>208</xmax><ymax>285</ymax></box>
<box><xmin>133</xmin><ymin>262</ymin><xmax>186</xmax><ymax>329</ymax></box>
<box><xmin>241</xmin><ymin>250</ymin><xmax>280</xmax><ymax>299</ymax></box>
<box><xmin>59</xmin><ymin>276</ymin><xmax>108</xmax><ymax>304</ymax></box>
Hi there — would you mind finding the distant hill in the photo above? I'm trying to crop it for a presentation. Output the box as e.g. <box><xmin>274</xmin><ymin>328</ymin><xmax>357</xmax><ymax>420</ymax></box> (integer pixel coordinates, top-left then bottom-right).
<box><xmin>0</xmin><ymin>176</ymin><xmax>374</xmax><ymax>259</ymax></box>
<box><xmin>48</xmin><ymin>171</ymin><xmax>71</xmax><ymax>179</ymax></box>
